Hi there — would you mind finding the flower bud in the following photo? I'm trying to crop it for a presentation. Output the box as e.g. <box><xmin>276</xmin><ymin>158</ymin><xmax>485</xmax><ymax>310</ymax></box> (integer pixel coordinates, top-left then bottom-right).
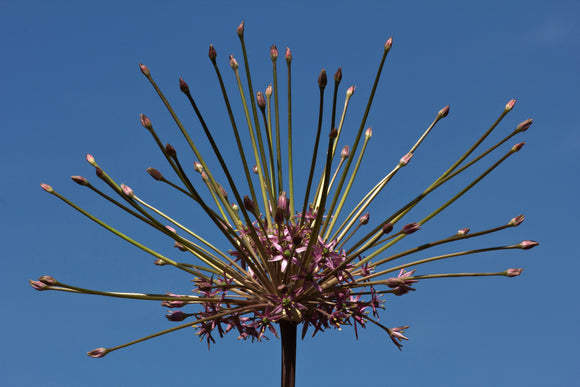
<box><xmin>334</xmin><ymin>67</ymin><xmax>342</xmax><ymax>83</ymax></box>
<box><xmin>506</xmin><ymin>268</ymin><xmax>523</xmax><ymax>277</ymax></box>
<box><xmin>516</xmin><ymin>118</ymin><xmax>533</xmax><ymax>132</ymax></box>
<box><xmin>253</xmin><ymin>165</ymin><xmax>258</xmax><ymax>174</ymax></box>
<box><xmin>359</xmin><ymin>212</ymin><xmax>370</xmax><ymax>225</ymax></box>
<box><xmin>208</xmin><ymin>44</ymin><xmax>217</xmax><ymax>62</ymax></box>
<box><xmin>30</xmin><ymin>279</ymin><xmax>48</xmax><ymax>291</ymax></box>
<box><xmin>341</xmin><ymin>145</ymin><xmax>350</xmax><ymax>159</ymax></box>
<box><xmin>519</xmin><ymin>240</ymin><xmax>539</xmax><ymax>250</ymax></box>
<box><xmin>511</xmin><ymin>142</ymin><xmax>525</xmax><ymax>152</ymax></box>
<box><xmin>382</xmin><ymin>223</ymin><xmax>393</xmax><ymax>234</ymax></box>
<box><xmin>179</xmin><ymin>78</ymin><xmax>189</xmax><ymax>94</ymax></box>
<box><xmin>505</xmin><ymin>99</ymin><xmax>516</xmax><ymax>111</ymax></box>
<box><xmin>166</xmin><ymin>311</ymin><xmax>188</xmax><ymax>322</ymax></box>
<box><xmin>318</xmin><ymin>69</ymin><xmax>327</xmax><ymax>88</ymax></box>
<box><xmin>236</xmin><ymin>21</ymin><xmax>245</xmax><ymax>37</ymax></box>
<box><xmin>229</xmin><ymin>55</ymin><xmax>239</xmax><ymax>70</ymax></box>
<box><xmin>146</xmin><ymin>167</ymin><xmax>163</xmax><ymax>181</ymax></box>
<box><xmin>329</xmin><ymin>128</ymin><xmax>338</xmax><ymax>139</ymax></box>
<box><xmin>218</xmin><ymin>184</ymin><xmax>228</xmax><ymax>199</ymax></box>
<box><xmin>154</xmin><ymin>258</ymin><xmax>167</xmax><ymax>266</ymax></box>
<box><xmin>399</xmin><ymin>152</ymin><xmax>413</xmax><ymax>166</ymax></box>
<box><xmin>165</xmin><ymin>143</ymin><xmax>176</xmax><ymax>157</ymax></box>
<box><xmin>231</xmin><ymin>203</ymin><xmax>239</xmax><ymax>212</ymax></box>
<box><xmin>346</xmin><ymin>86</ymin><xmax>355</xmax><ymax>97</ymax></box>
<box><xmin>270</xmin><ymin>44</ymin><xmax>278</xmax><ymax>60</ymax></box>
<box><xmin>457</xmin><ymin>228</ymin><xmax>470</xmax><ymax>236</ymax></box>
<box><xmin>174</xmin><ymin>242</ymin><xmax>187</xmax><ymax>251</ymax></box>
<box><xmin>438</xmin><ymin>105</ymin><xmax>450</xmax><ymax>118</ymax></box>
<box><xmin>139</xmin><ymin>64</ymin><xmax>150</xmax><ymax>76</ymax></box>
<box><xmin>193</xmin><ymin>161</ymin><xmax>203</xmax><ymax>173</ymax></box>
<box><xmin>71</xmin><ymin>176</ymin><xmax>89</xmax><ymax>186</ymax></box>
<box><xmin>385</xmin><ymin>37</ymin><xmax>393</xmax><ymax>51</ymax></box>
<box><xmin>95</xmin><ymin>167</ymin><xmax>104</xmax><ymax>179</ymax></box>
<box><xmin>243</xmin><ymin>195</ymin><xmax>256</xmax><ymax>214</ymax></box>
<box><xmin>87</xmin><ymin>347</ymin><xmax>109</xmax><ymax>358</ymax></box>
<box><xmin>140</xmin><ymin>114</ymin><xmax>152</xmax><ymax>129</ymax></box>
<box><xmin>365</xmin><ymin>127</ymin><xmax>373</xmax><ymax>139</ymax></box>
<box><xmin>265</xmin><ymin>84</ymin><xmax>272</xmax><ymax>98</ymax></box>
<box><xmin>40</xmin><ymin>183</ymin><xmax>53</xmax><ymax>193</ymax></box>
<box><xmin>39</xmin><ymin>276</ymin><xmax>57</xmax><ymax>285</ymax></box>
<box><xmin>285</xmin><ymin>47</ymin><xmax>292</xmax><ymax>63</ymax></box>
<box><xmin>121</xmin><ymin>184</ymin><xmax>134</xmax><ymax>198</ymax></box>
<box><xmin>401</xmin><ymin>223</ymin><xmax>421</xmax><ymax>235</ymax></box>
<box><xmin>86</xmin><ymin>154</ymin><xmax>96</xmax><ymax>166</ymax></box>
<box><xmin>257</xmin><ymin>91</ymin><xmax>266</xmax><ymax>111</ymax></box>
<box><xmin>509</xmin><ymin>214</ymin><xmax>525</xmax><ymax>226</ymax></box>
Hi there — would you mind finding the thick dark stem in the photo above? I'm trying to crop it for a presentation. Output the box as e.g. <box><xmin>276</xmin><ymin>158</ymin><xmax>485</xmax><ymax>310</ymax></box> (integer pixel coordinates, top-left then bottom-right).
<box><xmin>279</xmin><ymin>320</ymin><xmax>297</xmax><ymax>387</ymax></box>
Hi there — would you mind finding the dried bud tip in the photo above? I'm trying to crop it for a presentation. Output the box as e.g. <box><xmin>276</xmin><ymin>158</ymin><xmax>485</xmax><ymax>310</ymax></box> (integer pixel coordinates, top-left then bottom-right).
<box><xmin>87</xmin><ymin>348</ymin><xmax>109</xmax><ymax>358</ymax></box>
<box><xmin>229</xmin><ymin>55</ymin><xmax>238</xmax><ymax>70</ymax></box>
<box><xmin>385</xmin><ymin>37</ymin><xmax>393</xmax><ymax>51</ymax></box>
<box><xmin>270</xmin><ymin>44</ymin><xmax>278</xmax><ymax>60</ymax></box>
<box><xmin>139</xmin><ymin>64</ymin><xmax>150</xmax><ymax>76</ymax></box>
<box><xmin>520</xmin><ymin>240</ymin><xmax>539</xmax><ymax>250</ymax></box>
<box><xmin>365</xmin><ymin>127</ymin><xmax>373</xmax><ymax>139</ymax></box>
<box><xmin>346</xmin><ymin>86</ymin><xmax>356</xmax><ymax>97</ymax></box>
<box><xmin>382</xmin><ymin>223</ymin><xmax>394</xmax><ymax>234</ymax></box>
<box><xmin>516</xmin><ymin>118</ymin><xmax>533</xmax><ymax>132</ymax></box>
<box><xmin>509</xmin><ymin>214</ymin><xmax>525</xmax><ymax>226</ymax></box>
<box><xmin>86</xmin><ymin>154</ymin><xmax>96</xmax><ymax>166</ymax></box>
<box><xmin>334</xmin><ymin>67</ymin><xmax>342</xmax><ymax>83</ymax></box>
<box><xmin>165</xmin><ymin>143</ymin><xmax>176</xmax><ymax>157</ymax></box>
<box><xmin>505</xmin><ymin>99</ymin><xmax>517</xmax><ymax>111</ymax></box>
<box><xmin>265</xmin><ymin>84</ymin><xmax>273</xmax><ymax>98</ymax></box>
<box><xmin>506</xmin><ymin>268</ymin><xmax>523</xmax><ymax>277</ymax></box>
<box><xmin>457</xmin><ymin>228</ymin><xmax>470</xmax><ymax>236</ymax></box>
<box><xmin>438</xmin><ymin>105</ymin><xmax>450</xmax><ymax>118</ymax></box>
<box><xmin>318</xmin><ymin>69</ymin><xmax>327</xmax><ymax>88</ymax></box>
<box><xmin>511</xmin><ymin>142</ymin><xmax>525</xmax><ymax>152</ymax></box>
<box><xmin>146</xmin><ymin>167</ymin><xmax>163</xmax><ymax>181</ymax></box>
<box><xmin>285</xmin><ymin>47</ymin><xmax>292</xmax><ymax>62</ymax></box>
<box><xmin>208</xmin><ymin>44</ymin><xmax>217</xmax><ymax>61</ymax></box>
<box><xmin>121</xmin><ymin>184</ymin><xmax>134</xmax><ymax>197</ymax></box>
<box><xmin>140</xmin><ymin>114</ymin><xmax>152</xmax><ymax>129</ymax></box>
<box><xmin>329</xmin><ymin>128</ymin><xmax>338</xmax><ymax>139</ymax></box>
<box><xmin>39</xmin><ymin>275</ymin><xmax>57</xmax><ymax>285</ymax></box>
<box><xmin>71</xmin><ymin>176</ymin><xmax>89</xmax><ymax>186</ymax></box>
<box><xmin>40</xmin><ymin>183</ymin><xmax>53</xmax><ymax>193</ymax></box>
<box><xmin>401</xmin><ymin>222</ymin><xmax>421</xmax><ymax>235</ymax></box>
<box><xmin>193</xmin><ymin>161</ymin><xmax>203</xmax><ymax>173</ymax></box>
<box><xmin>236</xmin><ymin>21</ymin><xmax>245</xmax><ymax>37</ymax></box>
<box><xmin>179</xmin><ymin>78</ymin><xmax>189</xmax><ymax>93</ymax></box>
<box><xmin>399</xmin><ymin>152</ymin><xmax>413</xmax><ymax>166</ymax></box>
<box><xmin>257</xmin><ymin>91</ymin><xmax>266</xmax><ymax>110</ymax></box>
<box><xmin>341</xmin><ymin>145</ymin><xmax>350</xmax><ymax>159</ymax></box>
<box><xmin>359</xmin><ymin>212</ymin><xmax>370</xmax><ymax>225</ymax></box>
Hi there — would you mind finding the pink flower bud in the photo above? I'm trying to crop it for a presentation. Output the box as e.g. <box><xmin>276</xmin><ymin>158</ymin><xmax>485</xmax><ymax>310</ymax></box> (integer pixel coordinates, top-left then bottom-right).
<box><xmin>140</xmin><ymin>114</ymin><xmax>152</xmax><ymax>129</ymax></box>
<box><xmin>121</xmin><ymin>184</ymin><xmax>134</xmax><ymax>197</ymax></box>
<box><xmin>30</xmin><ymin>279</ymin><xmax>48</xmax><ymax>291</ymax></box>
<box><xmin>285</xmin><ymin>47</ymin><xmax>292</xmax><ymax>63</ymax></box>
<box><xmin>236</xmin><ymin>21</ymin><xmax>245</xmax><ymax>37</ymax></box>
<box><xmin>385</xmin><ymin>37</ymin><xmax>393</xmax><ymax>51</ymax></box>
<box><xmin>505</xmin><ymin>99</ymin><xmax>516</xmax><ymax>111</ymax></box>
<box><xmin>399</xmin><ymin>152</ymin><xmax>413</xmax><ymax>166</ymax></box>
<box><xmin>520</xmin><ymin>240</ymin><xmax>539</xmax><ymax>250</ymax></box>
<box><xmin>265</xmin><ymin>84</ymin><xmax>272</xmax><ymax>98</ymax></box>
<box><xmin>86</xmin><ymin>154</ymin><xmax>96</xmax><ymax>166</ymax></box>
<box><xmin>87</xmin><ymin>347</ymin><xmax>109</xmax><ymax>358</ymax></box>
<box><xmin>516</xmin><ymin>118</ymin><xmax>533</xmax><ymax>132</ymax></box>
<box><xmin>438</xmin><ymin>105</ymin><xmax>450</xmax><ymax>118</ymax></box>
<box><xmin>218</xmin><ymin>184</ymin><xmax>228</xmax><ymax>199</ymax></box>
<box><xmin>401</xmin><ymin>222</ymin><xmax>421</xmax><ymax>235</ymax></box>
<box><xmin>318</xmin><ymin>69</ymin><xmax>327</xmax><ymax>88</ymax></box>
<box><xmin>257</xmin><ymin>91</ymin><xmax>266</xmax><ymax>110</ymax></box>
<box><xmin>506</xmin><ymin>268</ymin><xmax>523</xmax><ymax>277</ymax></box>
<box><xmin>365</xmin><ymin>127</ymin><xmax>373</xmax><ymax>139</ymax></box>
<box><xmin>359</xmin><ymin>212</ymin><xmax>370</xmax><ymax>225</ymax></box>
<box><xmin>71</xmin><ymin>176</ymin><xmax>89</xmax><ymax>186</ymax></box>
<box><xmin>174</xmin><ymin>242</ymin><xmax>187</xmax><ymax>251</ymax></box>
<box><xmin>193</xmin><ymin>161</ymin><xmax>203</xmax><ymax>173</ymax></box>
<box><xmin>334</xmin><ymin>67</ymin><xmax>342</xmax><ymax>83</ymax></box>
<box><xmin>179</xmin><ymin>78</ymin><xmax>189</xmax><ymax>93</ymax></box>
<box><xmin>146</xmin><ymin>167</ymin><xmax>163</xmax><ymax>181</ymax></box>
<box><xmin>139</xmin><ymin>64</ymin><xmax>150</xmax><ymax>76</ymax></box>
<box><xmin>382</xmin><ymin>223</ymin><xmax>393</xmax><ymax>234</ymax></box>
<box><xmin>40</xmin><ymin>183</ymin><xmax>53</xmax><ymax>193</ymax></box>
<box><xmin>270</xmin><ymin>44</ymin><xmax>278</xmax><ymax>60</ymax></box>
<box><xmin>201</xmin><ymin>172</ymin><xmax>208</xmax><ymax>182</ymax></box>
<box><xmin>231</xmin><ymin>203</ymin><xmax>239</xmax><ymax>211</ymax></box>
<box><xmin>253</xmin><ymin>165</ymin><xmax>258</xmax><ymax>174</ymax></box>
<box><xmin>165</xmin><ymin>226</ymin><xmax>177</xmax><ymax>233</ymax></box>
<box><xmin>154</xmin><ymin>258</ymin><xmax>167</xmax><ymax>266</ymax></box>
<box><xmin>229</xmin><ymin>55</ymin><xmax>238</xmax><ymax>70</ymax></box>
<box><xmin>511</xmin><ymin>142</ymin><xmax>525</xmax><ymax>152</ymax></box>
<box><xmin>457</xmin><ymin>228</ymin><xmax>470</xmax><ymax>236</ymax></box>
<box><xmin>162</xmin><ymin>293</ymin><xmax>186</xmax><ymax>308</ymax></box>
<box><xmin>509</xmin><ymin>214</ymin><xmax>525</xmax><ymax>226</ymax></box>
<box><xmin>346</xmin><ymin>86</ymin><xmax>355</xmax><ymax>97</ymax></box>
<box><xmin>208</xmin><ymin>44</ymin><xmax>217</xmax><ymax>62</ymax></box>
<box><xmin>341</xmin><ymin>145</ymin><xmax>350</xmax><ymax>159</ymax></box>
<box><xmin>39</xmin><ymin>276</ymin><xmax>57</xmax><ymax>285</ymax></box>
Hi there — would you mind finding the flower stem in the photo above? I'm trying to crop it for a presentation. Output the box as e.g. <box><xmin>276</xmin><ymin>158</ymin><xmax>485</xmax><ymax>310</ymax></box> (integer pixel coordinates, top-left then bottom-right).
<box><xmin>279</xmin><ymin>320</ymin><xmax>297</xmax><ymax>387</ymax></box>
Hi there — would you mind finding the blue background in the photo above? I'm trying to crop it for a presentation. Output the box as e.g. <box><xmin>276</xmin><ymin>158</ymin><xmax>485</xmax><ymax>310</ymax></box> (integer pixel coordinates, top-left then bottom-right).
<box><xmin>2</xmin><ymin>1</ymin><xmax>578</xmax><ymax>386</ymax></box>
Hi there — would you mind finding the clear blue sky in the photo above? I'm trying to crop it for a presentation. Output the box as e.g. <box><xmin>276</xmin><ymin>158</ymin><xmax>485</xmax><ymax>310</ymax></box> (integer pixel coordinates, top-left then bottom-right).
<box><xmin>2</xmin><ymin>1</ymin><xmax>578</xmax><ymax>386</ymax></box>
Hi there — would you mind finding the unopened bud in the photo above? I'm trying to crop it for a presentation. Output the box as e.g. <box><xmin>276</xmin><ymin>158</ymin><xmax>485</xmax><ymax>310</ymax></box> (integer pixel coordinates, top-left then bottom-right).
<box><xmin>329</xmin><ymin>128</ymin><xmax>338</xmax><ymax>139</ymax></box>
<box><xmin>505</xmin><ymin>99</ymin><xmax>516</xmax><ymax>111</ymax></box>
<box><xmin>382</xmin><ymin>223</ymin><xmax>393</xmax><ymax>234</ymax></box>
<box><xmin>385</xmin><ymin>37</ymin><xmax>393</xmax><ymax>51</ymax></box>
<box><xmin>509</xmin><ymin>214</ymin><xmax>525</xmax><ymax>226</ymax></box>
<box><xmin>71</xmin><ymin>176</ymin><xmax>89</xmax><ymax>186</ymax></box>
<box><xmin>359</xmin><ymin>212</ymin><xmax>370</xmax><ymax>225</ymax></box>
<box><xmin>438</xmin><ymin>105</ymin><xmax>450</xmax><ymax>118</ymax></box>
<box><xmin>218</xmin><ymin>184</ymin><xmax>228</xmax><ymax>199</ymax></box>
<box><xmin>318</xmin><ymin>69</ymin><xmax>327</xmax><ymax>88</ymax></box>
<box><xmin>208</xmin><ymin>44</ymin><xmax>217</xmax><ymax>62</ymax></box>
<box><xmin>87</xmin><ymin>347</ymin><xmax>109</xmax><ymax>358</ymax></box>
<box><xmin>243</xmin><ymin>195</ymin><xmax>256</xmax><ymax>214</ymax></box>
<box><xmin>346</xmin><ymin>86</ymin><xmax>355</xmax><ymax>97</ymax></box>
<box><xmin>285</xmin><ymin>47</ymin><xmax>292</xmax><ymax>63</ymax></box>
<box><xmin>154</xmin><ymin>258</ymin><xmax>167</xmax><ymax>266</ymax></box>
<box><xmin>511</xmin><ymin>142</ymin><xmax>525</xmax><ymax>152</ymax></box>
<box><xmin>165</xmin><ymin>143</ymin><xmax>176</xmax><ymax>157</ymax></box>
<box><xmin>506</xmin><ymin>268</ymin><xmax>523</xmax><ymax>277</ymax></box>
<box><xmin>231</xmin><ymin>203</ymin><xmax>239</xmax><ymax>212</ymax></box>
<box><xmin>365</xmin><ymin>127</ymin><xmax>373</xmax><ymax>139</ymax></box>
<box><xmin>30</xmin><ymin>279</ymin><xmax>48</xmax><ymax>291</ymax></box>
<box><xmin>457</xmin><ymin>228</ymin><xmax>470</xmax><ymax>236</ymax></box>
<box><xmin>270</xmin><ymin>44</ymin><xmax>278</xmax><ymax>60</ymax></box>
<box><xmin>140</xmin><ymin>114</ymin><xmax>152</xmax><ymax>129</ymax></box>
<box><xmin>229</xmin><ymin>55</ymin><xmax>238</xmax><ymax>70</ymax></box>
<box><xmin>516</xmin><ymin>119</ymin><xmax>533</xmax><ymax>132</ymax></box>
<box><xmin>86</xmin><ymin>154</ymin><xmax>96</xmax><ymax>166</ymax></box>
<box><xmin>39</xmin><ymin>275</ymin><xmax>57</xmax><ymax>285</ymax></box>
<box><xmin>519</xmin><ymin>240</ymin><xmax>539</xmax><ymax>250</ymax></box>
<box><xmin>139</xmin><ymin>64</ymin><xmax>150</xmax><ymax>76</ymax></box>
<box><xmin>265</xmin><ymin>84</ymin><xmax>272</xmax><ymax>98</ymax></box>
<box><xmin>174</xmin><ymin>242</ymin><xmax>187</xmax><ymax>251</ymax></box>
<box><xmin>146</xmin><ymin>167</ymin><xmax>163</xmax><ymax>181</ymax></box>
<box><xmin>253</xmin><ymin>165</ymin><xmax>258</xmax><ymax>174</ymax></box>
<box><xmin>193</xmin><ymin>161</ymin><xmax>203</xmax><ymax>173</ymax></box>
<box><xmin>121</xmin><ymin>184</ymin><xmax>134</xmax><ymax>198</ymax></box>
<box><xmin>334</xmin><ymin>67</ymin><xmax>342</xmax><ymax>83</ymax></box>
<box><xmin>401</xmin><ymin>223</ymin><xmax>421</xmax><ymax>235</ymax></box>
<box><xmin>399</xmin><ymin>152</ymin><xmax>413</xmax><ymax>167</ymax></box>
<box><xmin>257</xmin><ymin>91</ymin><xmax>266</xmax><ymax>111</ymax></box>
<box><xmin>40</xmin><ymin>183</ymin><xmax>53</xmax><ymax>193</ymax></box>
<box><xmin>166</xmin><ymin>311</ymin><xmax>188</xmax><ymax>322</ymax></box>
<box><xmin>95</xmin><ymin>168</ymin><xmax>104</xmax><ymax>179</ymax></box>
<box><xmin>236</xmin><ymin>21</ymin><xmax>245</xmax><ymax>37</ymax></box>
<box><xmin>179</xmin><ymin>78</ymin><xmax>189</xmax><ymax>93</ymax></box>
<box><xmin>341</xmin><ymin>145</ymin><xmax>350</xmax><ymax>159</ymax></box>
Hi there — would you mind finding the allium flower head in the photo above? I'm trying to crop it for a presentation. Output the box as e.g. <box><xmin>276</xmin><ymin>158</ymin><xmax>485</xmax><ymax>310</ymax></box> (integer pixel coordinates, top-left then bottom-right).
<box><xmin>33</xmin><ymin>22</ymin><xmax>537</xmax><ymax>385</ymax></box>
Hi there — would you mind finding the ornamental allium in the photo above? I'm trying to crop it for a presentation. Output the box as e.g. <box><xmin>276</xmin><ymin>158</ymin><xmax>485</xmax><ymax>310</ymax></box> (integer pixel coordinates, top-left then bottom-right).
<box><xmin>32</xmin><ymin>21</ymin><xmax>538</xmax><ymax>386</ymax></box>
